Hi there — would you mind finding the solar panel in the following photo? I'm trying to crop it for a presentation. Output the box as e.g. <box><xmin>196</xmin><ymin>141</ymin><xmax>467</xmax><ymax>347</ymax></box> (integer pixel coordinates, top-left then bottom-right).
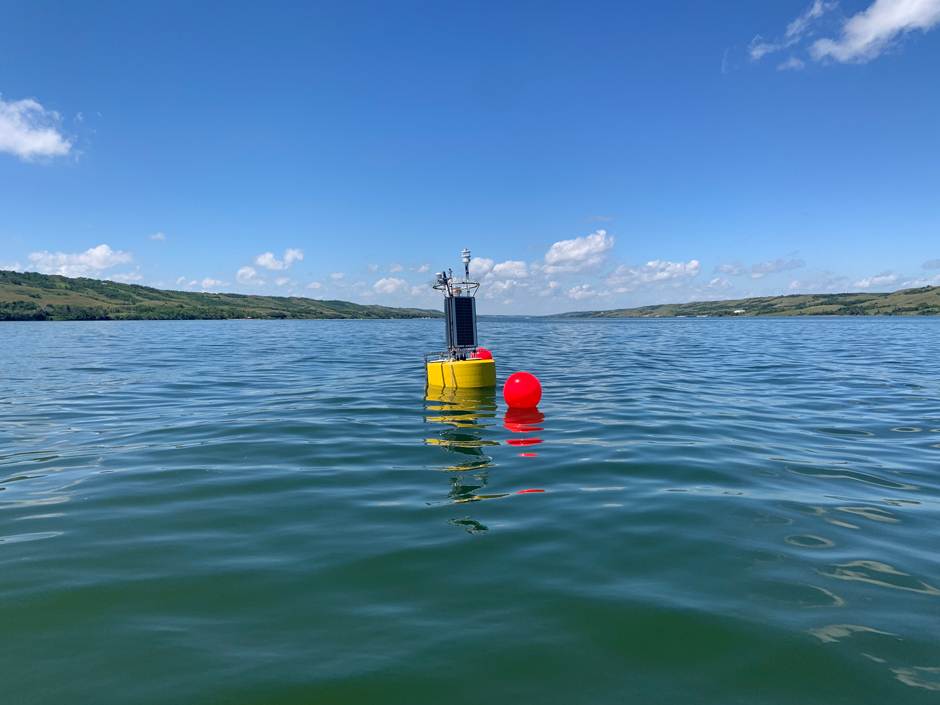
<box><xmin>453</xmin><ymin>297</ymin><xmax>476</xmax><ymax>347</ymax></box>
<box><xmin>444</xmin><ymin>296</ymin><xmax>477</xmax><ymax>349</ymax></box>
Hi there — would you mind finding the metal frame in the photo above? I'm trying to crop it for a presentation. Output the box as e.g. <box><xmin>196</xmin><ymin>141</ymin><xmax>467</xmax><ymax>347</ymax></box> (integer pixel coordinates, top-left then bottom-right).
<box><xmin>426</xmin><ymin>248</ymin><xmax>481</xmax><ymax>362</ymax></box>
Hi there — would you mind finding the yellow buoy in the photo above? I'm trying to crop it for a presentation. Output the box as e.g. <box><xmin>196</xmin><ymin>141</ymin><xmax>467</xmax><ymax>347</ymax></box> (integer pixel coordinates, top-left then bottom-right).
<box><xmin>426</xmin><ymin>358</ymin><xmax>496</xmax><ymax>389</ymax></box>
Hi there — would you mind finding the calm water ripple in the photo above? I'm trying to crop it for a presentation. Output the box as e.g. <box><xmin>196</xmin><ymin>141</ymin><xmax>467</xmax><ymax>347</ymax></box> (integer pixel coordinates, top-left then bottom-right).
<box><xmin>2</xmin><ymin>318</ymin><xmax>939</xmax><ymax>704</ymax></box>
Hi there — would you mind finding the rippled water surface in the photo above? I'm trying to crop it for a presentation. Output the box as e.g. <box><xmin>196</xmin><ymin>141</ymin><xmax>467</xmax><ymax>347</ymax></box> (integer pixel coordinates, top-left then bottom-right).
<box><xmin>2</xmin><ymin>318</ymin><xmax>940</xmax><ymax>704</ymax></box>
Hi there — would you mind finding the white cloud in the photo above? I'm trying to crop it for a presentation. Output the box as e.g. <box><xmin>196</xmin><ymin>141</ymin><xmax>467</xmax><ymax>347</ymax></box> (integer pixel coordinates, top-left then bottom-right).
<box><xmin>752</xmin><ymin>0</ymin><xmax>940</xmax><ymax>66</ymax></box>
<box><xmin>409</xmin><ymin>263</ymin><xmax>430</xmax><ymax>273</ymax></box>
<box><xmin>854</xmin><ymin>269</ymin><xmax>899</xmax><ymax>288</ymax></box>
<box><xmin>0</xmin><ymin>93</ymin><xmax>73</xmax><ymax>161</ymax></box>
<box><xmin>306</xmin><ymin>281</ymin><xmax>323</xmax><ymax>290</ymax></box>
<box><xmin>903</xmin><ymin>273</ymin><xmax>940</xmax><ymax>287</ymax></box>
<box><xmin>108</xmin><ymin>267</ymin><xmax>143</xmax><ymax>283</ymax></box>
<box><xmin>331</xmin><ymin>272</ymin><xmax>345</xmax><ymax>280</ymax></box>
<box><xmin>606</xmin><ymin>259</ymin><xmax>701</xmax><ymax>292</ymax></box>
<box><xmin>389</xmin><ymin>263</ymin><xmax>404</xmax><ymax>273</ymax></box>
<box><xmin>484</xmin><ymin>279</ymin><xmax>518</xmax><ymax>303</ymax></box>
<box><xmin>373</xmin><ymin>277</ymin><xmax>409</xmax><ymax>294</ymax></box>
<box><xmin>923</xmin><ymin>259</ymin><xmax>940</xmax><ymax>269</ymax></box>
<box><xmin>539</xmin><ymin>281</ymin><xmax>561</xmax><ymax>297</ymax></box>
<box><xmin>275</xmin><ymin>276</ymin><xmax>291</xmax><ymax>286</ymax></box>
<box><xmin>236</xmin><ymin>266</ymin><xmax>265</xmax><ymax>286</ymax></box>
<box><xmin>176</xmin><ymin>276</ymin><xmax>187</xmax><ymax>285</ymax></box>
<box><xmin>28</xmin><ymin>244</ymin><xmax>134</xmax><ymax>277</ymax></box>
<box><xmin>255</xmin><ymin>248</ymin><xmax>303</xmax><ymax>270</ymax></box>
<box><xmin>716</xmin><ymin>257</ymin><xmax>805</xmax><ymax>279</ymax></box>
<box><xmin>568</xmin><ymin>284</ymin><xmax>597</xmax><ymax>300</ymax></box>
<box><xmin>492</xmin><ymin>260</ymin><xmax>528</xmax><ymax>278</ymax></box>
<box><xmin>469</xmin><ymin>257</ymin><xmax>494</xmax><ymax>278</ymax></box>
<box><xmin>812</xmin><ymin>0</ymin><xmax>940</xmax><ymax>62</ymax></box>
<box><xmin>201</xmin><ymin>278</ymin><xmax>229</xmax><ymax>289</ymax></box>
<box><xmin>150</xmin><ymin>232</ymin><xmax>166</xmax><ymax>242</ymax></box>
<box><xmin>1</xmin><ymin>261</ymin><xmax>21</xmax><ymax>271</ymax></box>
<box><xmin>364</xmin><ymin>264</ymin><xmax>379</xmax><ymax>274</ymax></box>
<box><xmin>542</xmin><ymin>230</ymin><xmax>615</xmax><ymax>274</ymax></box>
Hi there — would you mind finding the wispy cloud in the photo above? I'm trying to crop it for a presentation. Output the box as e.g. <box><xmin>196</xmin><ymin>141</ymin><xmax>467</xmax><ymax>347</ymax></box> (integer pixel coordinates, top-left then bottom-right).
<box><xmin>750</xmin><ymin>0</ymin><xmax>940</xmax><ymax>66</ymax></box>
<box><xmin>778</xmin><ymin>56</ymin><xmax>807</xmax><ymax>70</ymax></box>
<box><xmin>750</xmin><ymin>1</ymin><xmax>837</xmax><ymax>60</ymax></box>
<box><xmin>108</xmin><ymin>267</ymin><xmax>144</xmax><ymax>283</ymax></box>
<box><xmin>0</xmin><ymin>93</ymin><xmax>73</xmax><ymax>161</ymax></box>
<box><xmin>201</xmin><ymin>278</ymin><xmax>229</xmax><ymax>289</ymax></box>
<box><xmin>924</xmin><ymin>259</ymin><xmax>940</xmax><ymax>269</ymax></box>
<box><xmin>28</xmin><ymin>244</ymin><xmax>133</xmax><ymax>277</ymax></box>
<box><xmin>715</xmin><ymin>257</ymin><xmax>805</xmax><ymax>279</ymax></box>
<box><xmin>584</xmin><ymin>215</ymin><xmax>615</xmax><ymax>222</ymax></box>
<box><xmin>150</xmin><ymin>232</ymin><xmax>166</xmax><ymax>242</ymax></box>
<box><xmin>787</xmin><ymin>271</ymin><xmax>850</xmax><ymax>292</ymax></box>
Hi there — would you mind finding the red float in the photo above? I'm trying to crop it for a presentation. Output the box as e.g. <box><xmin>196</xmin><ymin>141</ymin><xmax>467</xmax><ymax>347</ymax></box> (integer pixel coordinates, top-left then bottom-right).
<box><xmin>472</xmin><ymin>347</ymin><xmax>493</xmax><ymax>360</ymax></box>
<box><xmin>503</xmin><ymin>372</ymin><xmax>542</xmax><ymax>409</ymax></box>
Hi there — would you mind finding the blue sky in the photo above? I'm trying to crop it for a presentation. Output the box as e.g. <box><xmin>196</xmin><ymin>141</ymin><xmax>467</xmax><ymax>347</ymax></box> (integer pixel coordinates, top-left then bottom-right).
<box><xmin>1</xmin><ymin>0</ymin><xmax>938</xmax><ymax>313</ymax></box>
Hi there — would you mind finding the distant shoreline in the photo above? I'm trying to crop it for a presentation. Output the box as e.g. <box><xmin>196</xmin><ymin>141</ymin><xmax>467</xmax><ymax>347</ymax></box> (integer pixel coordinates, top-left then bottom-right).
<box><xmin>548</xmin><ymin>286</ymin><xmax>940</xmax><ymax>318</ymax></box>
<box><xmin>4</xmin><ymin>270</ymin><xmax>938</xmax><ymax>321</ymax></box>
<box><xmin>0</xmin><ymin>270</ymin><xmax>443</xmax><ymax>322</ymax></box>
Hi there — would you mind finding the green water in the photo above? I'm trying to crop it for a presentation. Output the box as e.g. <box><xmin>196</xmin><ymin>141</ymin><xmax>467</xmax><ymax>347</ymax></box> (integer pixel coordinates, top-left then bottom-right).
<box><xmin>2</xmin><ymin>318</ymin><xmax>939</xmax><ymax>704</ymax></box>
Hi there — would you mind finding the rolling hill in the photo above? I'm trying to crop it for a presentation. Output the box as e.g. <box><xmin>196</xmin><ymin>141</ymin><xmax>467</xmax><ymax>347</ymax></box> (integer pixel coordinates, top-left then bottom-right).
<box><xmin>0</xmin><ymin>270</ymin><xmax>442</xmax><ymax>321</ymax></box>
<box><xmin>551</xmin><ymin>286</ymin><xmax>940</xmax><ymax>318</ymax></box>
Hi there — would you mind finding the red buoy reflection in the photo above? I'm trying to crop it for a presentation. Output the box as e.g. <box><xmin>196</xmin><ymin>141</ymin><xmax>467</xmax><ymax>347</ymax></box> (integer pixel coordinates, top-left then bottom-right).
<box><xmin>503</xmin><ymin>407</ymin><xmax>545</xmax><ymax>433</ymax></box>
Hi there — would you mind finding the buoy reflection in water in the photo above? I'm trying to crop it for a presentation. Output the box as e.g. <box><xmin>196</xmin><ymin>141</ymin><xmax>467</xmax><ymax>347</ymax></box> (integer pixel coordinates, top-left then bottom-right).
<box><xmin>504</xmin><ymin>407</ymin><xmax>544</xmax><ymax>453</ymax></box>
<box><xmin>424</xmin><ymin>388</ymin><xmax>501</xmax><ymax>504</ymax></box>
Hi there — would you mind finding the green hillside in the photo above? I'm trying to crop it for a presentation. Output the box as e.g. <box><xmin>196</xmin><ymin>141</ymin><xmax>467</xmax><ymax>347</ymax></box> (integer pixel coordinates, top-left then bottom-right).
<box><xmin>0</xmin><ymin>270</ymin><xmax>442</xmax><ymax>321</ymax></box>
<box><xmin>552</xmin><ymin>286</ymin><xmax>940</xmax><ymax>318</ymax></box>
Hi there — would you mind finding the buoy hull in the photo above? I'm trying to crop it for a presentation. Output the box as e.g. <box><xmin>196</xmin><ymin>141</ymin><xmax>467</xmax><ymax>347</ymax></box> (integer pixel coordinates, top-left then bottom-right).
<box><xmin>426</xmin><ymin>359</ymin><xmax>496</xmax><ymax>389</ymax></box>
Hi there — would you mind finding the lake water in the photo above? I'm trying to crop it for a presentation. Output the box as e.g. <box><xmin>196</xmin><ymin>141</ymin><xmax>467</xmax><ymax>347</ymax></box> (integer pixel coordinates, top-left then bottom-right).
<box><xmin>2</xmin><ymin>317</ymin><xmax>939</xmax><ymax>704</ymax></box>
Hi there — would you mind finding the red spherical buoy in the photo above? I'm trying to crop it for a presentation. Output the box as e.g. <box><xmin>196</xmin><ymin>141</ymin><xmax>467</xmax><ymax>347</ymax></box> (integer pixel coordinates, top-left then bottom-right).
<box><xmin>473</xmin><ymin>347</ymin><xmax>493</xmax><ymax>360</ymax></box>
<box><xmin>503</xmin><ymin>371</ymin><xmax>542</xmax><ymax>409</ymax></box>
